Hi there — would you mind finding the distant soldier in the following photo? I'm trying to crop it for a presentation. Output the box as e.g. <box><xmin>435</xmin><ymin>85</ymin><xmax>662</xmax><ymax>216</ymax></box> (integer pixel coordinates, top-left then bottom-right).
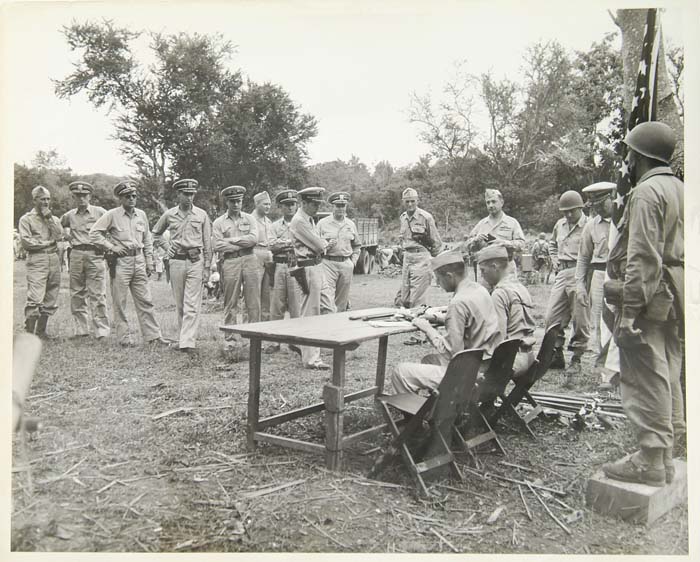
<box><xmin>319</xmin><ymin>191</ymin><xmax>361</xmax><ymax>314</ymax></box>
<box><xmin>212</xmin><ymin>185</ymin><xmax>260</xmax><ymax>352</ymax></box>
<box><xmin>251</xmin><ymin>191</ymin><xmax>274</xmax><ymax>321</ymax></box>
<box><xmin>289</xmin><ymin>187</ymin><xmax>334</xmax><ymax>370</ymax></box>
<box><xmin>466</xmin><ymin>189</ymin><xmax>525</xmax><ymax>281</ymax></box>
<box><xmin>544</xmin><ymin>190</ymin><xmax>590</xmax><ymax>386</ymax></box>
<box><xmin>90</xmin><ymin>180</ymin><xmax>169</xmax><ymax>347</ymax></box>
<box><xmin>152</xmin><ymin>179</ymin><xmax>212</xmax><ymax>353</ymax></box>
<box><xmin>575</xmin><ymin>182</ymin><xmax>615</xmax><ymax>385</ymax></box>
<box><xmin>60</xmin><ymin>181</ymin><xmax>110</xmax><ymax>339</ymax></box>
<box><xmin>531</xmin><ymin>232</ymin><xmax>551</xmax><ymax>284</ymax></box>
<box><xmin>397</xmin><ymin>187</ymin><xmax>442</xmax><ymax>308</ymax></box>
<box><xmin>18</xmin><ymin>185</ymin><xmax>64</xmax><ymax>338</ymax></box>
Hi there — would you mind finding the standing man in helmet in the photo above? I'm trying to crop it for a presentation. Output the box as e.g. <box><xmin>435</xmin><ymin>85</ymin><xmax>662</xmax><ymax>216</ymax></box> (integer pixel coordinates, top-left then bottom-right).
<box><xmin>544</xmin><ymin>190</ymin><xmax>590</xmax><ymax>387</ymax></box>
<box><xmin>531</xmin><ymin>233</ymin><xmax>550</xmax><ymax>284</ymax></box>
<box><xmin>602</xmin><ymin>121</ymin><xmax>684</xmax><ymax>487</ymax></box>
<box><xmin>398</xmin><ymin>188</ymin><xmax>442</xmax><ymax>308</ymax></box>
<box><xmin>18</xmin><ymin>186</ymin><xmax>64</xmax><ymax>338</ymax></box>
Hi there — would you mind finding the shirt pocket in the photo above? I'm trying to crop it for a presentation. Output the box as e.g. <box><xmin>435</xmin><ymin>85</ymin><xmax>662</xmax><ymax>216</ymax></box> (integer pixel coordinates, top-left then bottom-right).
<box><xmin>411</xmin><ymin>223</ymin><xmax>426</xmax><ymax>235</ymax></box>
<box><xmin>189</xmin><ymin>218</ymin><xmax>203</xmax><ymax>236</ymax></box>
<box><xmin>238</xmin><ymin>221</ymin><xmax>251</xmax><ymax>233</ymax></box>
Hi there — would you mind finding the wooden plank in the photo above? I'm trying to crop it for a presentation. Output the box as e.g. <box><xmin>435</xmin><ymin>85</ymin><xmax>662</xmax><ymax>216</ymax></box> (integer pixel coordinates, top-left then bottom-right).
<box><xmin>342</xmin><ymin>424</ymin><xmax>388</xmax><ymax>446</ymax></box>
<box><xmin>462</xmin><ymin>431</ymin><xmax>498</xmax><ymax>449</ymax></box>
<box><xmin>332</xmin><ymin>348</ymin><xmax>346</xmax><ymax>388</ymax></box>
<box><xmin>253</xmin><ymin>432</ymin><xmax>325</xmax><ymax>455</ymax></box>
<box><xmin>323</xmin><ymin>384</ymin><xmax>344</xmax><ymax>470</ymax></box>
<box><xmin>247</xmin><ymin>338</ymin><xmax>262</xmax><ymax>451</ymax></box>
<box><xmin>415</xmin><ymin>453</ymin><xmax>453</xmax><ymax>474</ymax></box>
<box><xmin>375</xmin><ymin>336</ymin><xmax>389</xmax><ymax>394</ymax></box>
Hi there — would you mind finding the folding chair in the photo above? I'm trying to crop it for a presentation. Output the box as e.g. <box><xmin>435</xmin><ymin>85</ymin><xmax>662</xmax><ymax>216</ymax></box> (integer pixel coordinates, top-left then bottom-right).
<box><xmin>367</xmin><ymin>349</ymin><xmax>484</xmax><ymax>497</ymax></box>
<box><xmin>488</xmin><ymin>323</ymin><xmax>561</xmax><ymax>438</ymax></box>
<box><xmin>454</xmin><ymin>338</ymin><xmax>521</xmax><ymax>461</ymax></box>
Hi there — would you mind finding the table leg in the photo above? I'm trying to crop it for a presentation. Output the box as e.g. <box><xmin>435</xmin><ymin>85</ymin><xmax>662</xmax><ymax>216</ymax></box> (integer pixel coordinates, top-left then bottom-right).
<box><xmin>247</xmin><ymin>337</ymin><xmax>262</xmax><ymax>450</ymax></box>
<box><xmin>375</xmin><ymin>335</ymin><xmax>388</xmax><ymax>395</ymax></box>
<box><xmin>324</xmin><ymin>347</ymin><xmax>346</xmax><ymax>470</ymax></box>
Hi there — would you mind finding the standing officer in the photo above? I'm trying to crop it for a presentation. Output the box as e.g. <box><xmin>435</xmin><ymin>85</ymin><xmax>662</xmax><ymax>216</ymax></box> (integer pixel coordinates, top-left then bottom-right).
<box><xmin>397</xmin><ymin>188</ymin><xmax>442</xmax><ymax>308</ymax></box>
<box><xmin>575</xmin><ymin>181</ymin><xmax>615</xmax><ymax>386</ymax></box>
<box><xmin>212</xmin><ymin>186</ymin><xmax>260</xmax><ymax>351</ymax></box>
<box><xmin>531</xmin><ymin>233</ymin><xmax>551</xmax><ymax>284</ymax></box>
<box><xmin>90</xmin><ymin>180</ymin><xmax>169</xmax><ymax>347</ymax></box>
<box><xmin>152</xmin><ymin>179</ymin><xmax>212</xmax><ymax>353</ymax></box>
<box><xmin>251</xmin><ymin>191</ymin><xmax>274</xmax><ymax>321</ymax></box>
<box><xmin>289</xmin><ymin>187</ymin><xmax>335</xmax><ymax>370</ymax></box>
<box><xmin>18</xmin><ymin>185</ymin><xmax>64</xmax><ymax>338</ymax></box>
<box><xmin>544</xmin><ymin>190</ymin><xmax>590</xmax><ymax>386</ymax></box>
<box><xmin>602</xmin><ymin>122</ymin><xmax>684</xmax><ymax>487</ymax></box>
<box><xmin>319</xmin><ymin>191</ymin><xmax>361</xmax><ymax>314</ymax></box>
<box><xmin>60</xmin><ymin>181</ymin><xmax>110</xmax><ymax>339</ymax></box>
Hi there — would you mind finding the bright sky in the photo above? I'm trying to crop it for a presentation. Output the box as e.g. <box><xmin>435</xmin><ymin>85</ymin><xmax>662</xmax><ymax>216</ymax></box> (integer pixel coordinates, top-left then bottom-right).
<box><xmin>0</xmin><ymin>0</ymin><xmax>687</xmax><ymax>176</ymax></box>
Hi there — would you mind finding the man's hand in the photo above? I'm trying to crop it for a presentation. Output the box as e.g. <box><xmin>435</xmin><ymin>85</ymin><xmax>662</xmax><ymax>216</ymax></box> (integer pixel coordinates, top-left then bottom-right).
<box><xmin>40</xmin><ymin>208</ymin><xmax>53</xmax><ymax>218</ymax></box>
<box><xmin>113</xmin><ymin>246</ymin><xmax>129</xmax><ymax>257</ymax></box>
<box><xmin>146</xmin><ymin>263</ymin><xmax>153</xmax><ymax>277</ymax></box>
<box><xmin>411</xmin><ymin>317</ymin><xmax>432</xmax><ymax>333</ymax></box>
<box><xmin>616</xmin><ymin>316</ymin><xmax>642</xmax><ymax>347</ymax></box>
<box><xmin>576</xmin><ymin>287</ymin><xmax>589</xmax><ymax>308</ymax></box>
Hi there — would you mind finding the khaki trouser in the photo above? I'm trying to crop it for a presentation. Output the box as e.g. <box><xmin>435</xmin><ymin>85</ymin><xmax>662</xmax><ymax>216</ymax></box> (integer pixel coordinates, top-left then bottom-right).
<box><xmin>169</xmin><ymin>257</ymin><xmax>204</xmax><ymax>349</ymax></box>
<box><xmin>618</xmin><ymin>316</ymin><xmax>685</xmax><ymax>449</ymax></box>
<box><xmin>270</xmin><ymin>263</ymin><xmax>300</xmax><ymax>320</ymax></box>
<box><xmin>545</xmin><ymin>267</ymin><xmax>590</xmax><ymax>357</ymax></box>
<box><xmin>111</xmin><ymin>255</ymin><xmax>162</xmax><ymax>344</ymax></box>
<box><xmin>222</xmin><ymin>254</ymin><xmax>261</xmax><ymax>342</ymax></box>
<box><xmin>25</xmin><ymin>252</ymin><xmax>61</xmax><ymax>319</ymax></box>
<box><xmin>320</xmin><ymin>258</ymin><xmax>353</xmax><ymax>314</ymax></box>
<box><xmin>390</xmin><ymin>361</ymin><xmax>445</xmax><ymax>395</ymax></box>
<box><xmin>297</xmin><ymin>263</ymin><xmax>323</xmax><ymax>365</ymax></box>
<box><xmin>400</xmin><ymin>249</ymin><xmax>432</xmax><ymax>308</ymax></box>
<box><xmin>588</xmin><ymin>269</ymin><xmax>605</xmax><ymax>361</ymax></box>
<box><xmin>254</xmin><ymin>248</ymin><xmax>272</xmax><ymax>321</ymax></box>
<box><xmin>69</xmin><ymin>249</ymin><xmax>110</xmax><ymax>337</ymax></box>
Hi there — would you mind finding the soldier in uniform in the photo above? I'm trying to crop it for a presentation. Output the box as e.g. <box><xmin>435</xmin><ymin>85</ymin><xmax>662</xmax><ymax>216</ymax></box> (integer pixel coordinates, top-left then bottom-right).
<box><xmin>544</xmin><ymin>190</ymin><xmax>590</xmax><ymax>386</ymax></box>
<box><xmin>251</xmin><ymin>191</ymin><xmax>274</xmax><ymax>321</ymax></box>
<box><xmin>152</xmin><ymin>179</ymin><xmax>212</xmax><ymax>353</ymax></box>
<box><xmin>389</xmin><ymin>250</ymin><xmax>502</xmax><ymax>395</ymax></box>
<box><xmin>397</xmin><ymin>188</ymin><xmax>442</xmax><ymax>308</ymax></box>
<box><xmin>602</xmin><ymin>122</ymin><xmax>684</xmax><ymax>487</ymax></box>
<box><xmin>289</xmin><ymin>187</ymin><xmax>335</xmax><ymax>370</ymax></box>
<box><xmin>60</xmin><ymin>181</ymin><xmax>110</xmax><ymax>339</ymax></box>
<box><xmin>18</xmin><ymin>185</ymin><xmax>64</xmax><ymax>338</ymax></box>
<box><xmin>531</xmin><ymin>232</ymin><xmax>551</xmax><ymax>284</ymax></box>
<box><xmin>213</xmin><ymin>186</ymin><xmax>260</xmax><ymax>351</ymax></box>
<box><xmin>90</xmin><ymin>181</ymin><xmax>169</xmax><ymax>347</ymax></box>
<box><xmin>575</xmin><ymin>182</ymin><xmax>616</xmax><ymax>385</ymax></box>
<box><xmin>319</xmin><ymin>191</ymin><xmax>361</xmax><ymax>314</ymax></box>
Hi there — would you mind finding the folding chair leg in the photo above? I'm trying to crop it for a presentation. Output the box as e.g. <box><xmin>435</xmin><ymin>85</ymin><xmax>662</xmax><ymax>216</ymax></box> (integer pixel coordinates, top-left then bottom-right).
<box><xmin>436</xmin><ymin>428</ymin><xmax>463</xmax><ymax>481</ymax></box>
<box><xmin>503</xmin><ymin>399</ymin><xmax>537</xmax><ymax>440</ymax></box>
<box><xmin>453</xmin><ymin>425</ymin><xmax>479</xmax><ymax>467</ymax></box>
<box><xmin>476</xmin><ymin>407</ymin><xmax>506</xmax><ymax>456</ymax></box>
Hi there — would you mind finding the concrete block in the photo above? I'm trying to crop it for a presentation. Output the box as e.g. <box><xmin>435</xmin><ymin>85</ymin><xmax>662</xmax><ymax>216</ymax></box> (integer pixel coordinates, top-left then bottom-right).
<box><xmin>586</xmin><ymin>456</ymin><xmax>687</xmax><ymax>525</ymax></box>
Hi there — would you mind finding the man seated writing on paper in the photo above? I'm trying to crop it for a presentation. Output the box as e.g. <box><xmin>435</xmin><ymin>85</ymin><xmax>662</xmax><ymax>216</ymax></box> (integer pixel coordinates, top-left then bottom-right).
<box><xmin>389</xmin><ymin>250</ymin><xmax>502</xmax><ymax>395</ymax></box>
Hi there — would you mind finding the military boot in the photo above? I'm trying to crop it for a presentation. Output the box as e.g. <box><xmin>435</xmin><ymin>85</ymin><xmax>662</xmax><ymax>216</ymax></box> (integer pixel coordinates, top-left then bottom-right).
<box><xmin>663</xmin><ymin>447</ymin><xmax>675</xmax><ymax>484</ymax></box>
<box><xmin>24</xmin><ymin>316</ymin><xmax>37</xmax><ymax>334</ymax></box>
<box><xmin>550</xmin><ymin>347</ymin><xmax>566</xmax><ymax>369</ymax></box>
<box><xmin>602</xmin><ymin>449</ymin><xmax>665</xmax><ymax>487</ymax></box>
<box><xmin>563</xmin><ymin>356</ymin><xmax>581</xmax><ymax>389</ymax></box>
<box><xmin>35</xmin><ymin>315</ymin><xmax>55</xmax><ymax>340</ymax></box>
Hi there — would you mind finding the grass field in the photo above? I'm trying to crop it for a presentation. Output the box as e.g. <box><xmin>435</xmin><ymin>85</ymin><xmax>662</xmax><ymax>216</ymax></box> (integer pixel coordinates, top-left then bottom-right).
<box><xmin>11</xmin><ymin>261</ymin><xmax>687</xmax><ymax>554</ymax></box>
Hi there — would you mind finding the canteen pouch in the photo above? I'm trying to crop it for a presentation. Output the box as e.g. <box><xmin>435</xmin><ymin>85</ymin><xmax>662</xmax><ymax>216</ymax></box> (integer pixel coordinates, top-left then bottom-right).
<box><xmin>603</xmin><ymin>278</ymin><xmax>623</xmax><ymax>307</ymax></box>
<box><xmin>289</xmin><ymin>266</ymin><xmax>309</xmax><ymax>295</ymax></box>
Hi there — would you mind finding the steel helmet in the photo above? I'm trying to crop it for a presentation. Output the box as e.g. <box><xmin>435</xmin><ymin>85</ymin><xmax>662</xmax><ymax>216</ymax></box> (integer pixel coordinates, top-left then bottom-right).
<box><xmin>558</xmin><ymin>190</ymin><xmax>584</xmax><ymax>211</ymax></box>
<box><xmin>623</xmin><ymin>121</ymin><xmax>676</xmax><ymax>164</ymax></box>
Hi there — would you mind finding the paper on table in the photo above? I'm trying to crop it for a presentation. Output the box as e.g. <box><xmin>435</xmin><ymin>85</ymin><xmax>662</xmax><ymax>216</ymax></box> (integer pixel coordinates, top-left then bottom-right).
<box><xmin>367</xmin><ymin>320</ymin><xmax>413</xmax><ymax>328</ymax></box>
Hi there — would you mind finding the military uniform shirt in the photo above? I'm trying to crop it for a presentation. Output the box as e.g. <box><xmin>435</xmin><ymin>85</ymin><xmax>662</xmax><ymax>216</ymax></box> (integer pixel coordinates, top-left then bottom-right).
<box><xmin>60</xmin><ymin>205</ymin><xmax>107</xmax><ymax>246</ymax></box>
<box><xmin>317</xmin><ymin>215</ymin><xmax>362</xmax><ymax>261</ymax></box>
<box><xmin>152</xmin><ymin>205</ymin><xmax>213</xmax><ymax>267</ymax></box>
<box><xmin>491</xmin><ymin>279</ymin><xmax>536</xmax><ymax>345</ymax></box>
<box><xmin>399</xmin><ymin>207</ymin><xmax>442</xmax><ymax>256</ymax></box>
<box><xmin>549</xmin><ymin>213</ymin><xmax>587</xmax><ymax>262</ymax></box>
<box><xmin>252</xmin><ymin>210</ymin><xmax>273</xmax><ymax>247</ymax></box>
<box><xmin>212</xmin><ymin>211</ymin><xmax>258</xmax><ymax>253</ymax></box>
<box><xmin>19</xmin><ymin>209</ymin><xmax>63</xmax><ymax>251</ymax></box>
<box><xmin>90</xmin><ymin>207</ymin><xmax>154</xmax><ymax>264</ymax></box>
<box><xmin>270</xmin><ymin>217</ymin><xmax>296</xmax><ymax>256</ymax></box>
<box><xmin>575</xmin><ymin>214</ymin><xmax>610</xmax><ymax>287</ymax></box>
<box><xmin>531</xmin><ymin>240</ymin><xmax>550</xmax><ymax>259</ymax></box>
<box><xmin>290</xmin><ymin>208</ymin><xmax>327</xmax><ymax>258</ymax></box>
<box><xmin>468</xmin><ymin>213</ymin><xmax>526</xmax><ymax>252</ymax></box>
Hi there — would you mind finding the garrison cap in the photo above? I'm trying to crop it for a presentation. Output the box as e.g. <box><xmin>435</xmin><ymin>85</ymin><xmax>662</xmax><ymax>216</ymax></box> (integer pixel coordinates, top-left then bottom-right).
<box><xmin>275</xmin><ymin>189</ymin><xmax>298</xmax><ymax>204</ymax></box>
<box><xmin>32</xmin><ymin>185</ymin><xmax>51</xmax><ymax>199</ymax></box>
<box><xmin>582</xmin><ymin>181</ymin><xmax>615</xmax><ymax>204</ymax></box>
<box><xmin>221</xmin><ymin>185</ymin><xmax>246</xmax><ymax>200</ymax></box>
<box><xmin>113</xmin><ymin>180</ymin><xmax>138</xmax><ymax>197</ymax></box>
<box><xmin>477</xmin><ymin>245</ymin><xmax>509</xmax><ymax>264</ymax></box>
<box><xmin>328</xmin><ymin>191</ymin><xmax>351</xmax><ymax>205</ymax></box>
<box><xmin>298</xmin><ymin>187</ymin><xmax>326</xmax><ymax>202</ymax></box>
<box><xmin>173</xmin><ymin>178</ymin><xmax>198</xmax><ymax>193</ymax></box>
<box><xmin>69</xmin><ymin>181</ymin><xmax>94</xmax><ymax>195</ymax></box>
<box><xmin>402</xmin><ymin>187</ymin><xmax>418</xmax><ymax>200</ymax></box>
<box><xmin>430</xmin><ymin>250</ymin><xmax>464</xmax><ymax>272</ymax></box>
<box><xmin>253</xmin><ymin>191</ymin><xmax>271</xmax><ymax>204</ymax></box>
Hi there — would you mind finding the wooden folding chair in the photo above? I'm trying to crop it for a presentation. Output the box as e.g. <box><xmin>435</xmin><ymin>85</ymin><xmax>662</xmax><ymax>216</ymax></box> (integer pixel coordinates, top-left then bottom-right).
<box><xmin>454</xmin><ymin>338</ymin><xmax>521</xmax><ymax>461</ymax></box>
<box><xmin>488</xmin><ymin>323</ymin><xmax>561</xmax><ymax>438</ymax></box>
<box><xmin>367</xmin><ymin>349</ymin><xmax>484</xmax><ymax>497</ymax></box>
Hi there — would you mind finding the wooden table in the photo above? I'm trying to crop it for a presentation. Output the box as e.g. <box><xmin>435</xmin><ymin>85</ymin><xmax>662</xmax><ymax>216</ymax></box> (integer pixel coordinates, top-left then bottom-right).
<box><xmin>221</xmin><ymin>308</ymin><xmax>417</xmax><ymax>470</ymax></box>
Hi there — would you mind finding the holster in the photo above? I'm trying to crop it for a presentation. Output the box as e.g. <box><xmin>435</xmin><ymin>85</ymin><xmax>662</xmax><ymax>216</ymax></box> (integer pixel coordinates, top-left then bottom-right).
<box><xmin>186</xmin><ymin>248</ymin><xmax>201</xmax><ymax>263</ymax></box>
<box><xmin>264</xmin><ymin>261</ymin><xmax>277</xmax><ymax>288</ymax></box>
<box><xmin>217</xmin><ymin>258</ymin><xmax>223</xmax><ymax>286</ymax></box>
<box><xmin>603</xmin><ymin>278</ymin><xmax>623</xmax><ymax>307</ymax></box>
<box><xmin>164</xmin><ymin>258</ymin><xmax>171</xmax><ymax>283</ymax></box>
<box><xmin>289</xmin><ymin>266</ymin><xmax>309</xmax><ymax>295</ymax></box>
<box><xmin>104</xmin><ymin>252</ymin><xmax>118</xmax><ymax>279</ymax></box>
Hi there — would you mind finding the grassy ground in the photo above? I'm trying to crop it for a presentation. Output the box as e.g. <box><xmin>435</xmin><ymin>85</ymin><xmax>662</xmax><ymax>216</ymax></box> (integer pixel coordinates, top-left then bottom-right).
<box><xmin>11</xmin><ymin>261</ymin><xmax>688</xmax><ymax>553</ymax></box>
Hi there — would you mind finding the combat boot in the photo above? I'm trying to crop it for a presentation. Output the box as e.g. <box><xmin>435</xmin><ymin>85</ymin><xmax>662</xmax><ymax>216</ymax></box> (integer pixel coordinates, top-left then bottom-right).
<box><xmin>563</xmin><ymin>356</ymin><xmax>581</xmax><ymax>389</ymax></box>
<box><xmin>24</xmin><ymin>316</ymin><xmax>37</xmax><ymax>334</ymax></box>
<box><xmin>663</xmin><ymin>448</ymin><xmax>675</xmax><ymax>484</ymax></box>
<box><xmin>35</xmin><ymin>315</ymin><xmax>55</xmax><ymax>340</ymax></box>
<box><xmin>602</xmin><ymin>450</ymin><xmax>665</xmax><ymax>487</ymax></box>
<box><xmin>550</xmin><ymin>347</ymin><xmax>565</xmax><ymax>369</ymax></box>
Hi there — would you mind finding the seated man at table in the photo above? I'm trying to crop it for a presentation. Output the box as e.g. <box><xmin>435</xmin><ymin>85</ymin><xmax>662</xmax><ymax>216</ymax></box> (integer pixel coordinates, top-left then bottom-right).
<box><xmin>389</xmin><ymin>250</ymin><xmax>502</xmax><ymax>395</ymax></box>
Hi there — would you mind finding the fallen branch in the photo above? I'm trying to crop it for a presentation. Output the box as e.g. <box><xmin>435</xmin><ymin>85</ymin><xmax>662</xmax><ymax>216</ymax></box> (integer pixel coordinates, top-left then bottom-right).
<box><xmin>37</xmin><ymin>457</ymin><xmax>87</xmax><ymax>485</ymax></box>
<box><xmin>526</xmin><ymin>482</ymin><xmax>571</xmax><ymax>535</ymax></box>
<box><xmin>241</xmin><ymin>478</ymin><xmax>307</xmax><ymax>499</ymax></box>
<box><xmin>486</xmin><ymin>473</ymin><xmax>566</xmax><ymax>497</ymax></box>
<box><xmin>152</xmin><ymin>405</ymin><xmax>231</xmax><ymax>420</ymax></box>
<box><xmin>499</xmin><ymin>461</ymin><xmax>535</xmax><ymax>473</ymax></box>
<box><xmin>430</xmin><ymin>527</ymin><xmax>459</xmax><ymax>552</ymax></box>
<box><xmin>518</xmin><ymin>485</ymin><xmax>533</xmax><ymax>521</ymax></box>
<box><xmin>303</xmin><ymin>515</ymin><xmax>348</xmax><ymax>549</ymax></box>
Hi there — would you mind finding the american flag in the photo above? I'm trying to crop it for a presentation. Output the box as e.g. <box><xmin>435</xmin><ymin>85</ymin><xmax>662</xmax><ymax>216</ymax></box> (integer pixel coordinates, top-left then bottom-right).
<box><xmin>613</xmin><ymin>8</ymin><xmax>661</xmax><ymax>227</ymax></box>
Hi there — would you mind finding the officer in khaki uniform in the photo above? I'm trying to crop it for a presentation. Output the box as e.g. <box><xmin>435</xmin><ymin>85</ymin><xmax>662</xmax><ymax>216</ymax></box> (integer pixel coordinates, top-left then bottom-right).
<box><xmin>152</xmin><ymin>179</ymin><xmax>212</xmax><ymax>352</ymax></box>
<box><xmin>213</xmin><ymin>185</ymin><xmax>260</xmax><ymax>350</ymax></box>
<box><xmin>602</xmin><ymin>122</ymin><xmax>685</xmax><ymax>487</ymax></box>
<box><xmin>60</xmin><ymin>181</ymin><xmax>110</xmax><ymax>339</ymax></box>
<box><xmin>398</xmin><ymin>188</ymin><xmax>442</xmax><ymax>308</ymax></box>
<box><xmin>319</xmin><ymin>192</ymin><xmax>361</xmax><ymax>314</ymax></box>
<box><xmin>251</xmin><ymin>191</ymin><xmax>274</xmax><ymax>321</ymax></box>
<box><xmin>90</xmin><ymin>181</ymin><xmax>169</xmax><ymax>347</ymax></box>
<box><xmin>18</xmin><ymin>185</ymin><xmax>64</xmax><ymax>338</ymax></box>
<box><xmin>544</xmin><ymin>190</ymin><xmax>590</xmax><ymax>386</ymax></box>
<box><xmin>289</xmin><ymin>187</ymin><xmax>335</xmax><ymax>370</ymax></box>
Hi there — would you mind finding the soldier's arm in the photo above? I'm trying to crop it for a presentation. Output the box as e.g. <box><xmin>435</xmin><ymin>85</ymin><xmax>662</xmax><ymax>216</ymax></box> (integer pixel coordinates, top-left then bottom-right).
<box><xmin>141</xmin><ymin>212</ymin><xmax>154</xmax><ymax>267</ymax></box>
<box><xmin>292</xmin><ymin>218</ymin><xmax>327</xmax><ymax>255</ymax></box>
<box><xmin>18</xmin><ymin>216</ymin><xmax>46</xmax><ymax>250</ymax></box>
<box><xmin>151</xmin><ymin>210</ymin><xmax>169</xmax><ymax>249</ymax></box>
<box><xmin>350</xmin><ymin>222</ymin><xmax>362</xmax><ymax>265</ymax></box>
<box><xmin>426</xmin><ymin>214</ymin><xmax>443</xmax><ymax>257</ymax></box>
<box><xmin>48</xmin><ymin>216</ymin><xmax>64</xmax><ymax>242</ymax></box>
<box><xmin>89</xmin><ymin>211</ymin><xmax>116</xmax><ymax>251</ymax></box>
<box><xmin>510</xmin><ymin>219</ymin><xmax>526</xmax><ymax>252</ymax></box>
<box><xmin>575</xmin><ymin>223</ymin><xmax>594</xmax><ymax>290</ymax></box>
<box><xmin>548</xmin><ymin>224</ymin><xmax>558</xmax><ymax>263</ymax></box>
<box><xmin>202</xmin><ymin>213</ymin><xmax>213</xmax><ymax>268</ymax></box>
<box><xmin>234</xmin><ymin>217</ymin><xmax>258</xmax><ymax>248</ymax></box>
<box><xmin>491</xmin><ymin>289</ymin><xmax>510</xmax><ymax>340</ymax></box>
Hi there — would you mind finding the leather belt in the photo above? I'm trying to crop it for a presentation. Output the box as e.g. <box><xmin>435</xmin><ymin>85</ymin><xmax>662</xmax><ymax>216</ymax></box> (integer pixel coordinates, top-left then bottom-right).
<box><xmin>28</xmin><ymin>247</ymin><xmax>58</xmax><ymax>255</ymax></box>
<box><xmin>72</xmin><ymin>244</ymin><xmax>101</xmax><ymax>253</ymax></box>
<box><xmin>590</xmin><ymin>262</ymin><xmax>607</xmax><ymax>271</ymax></box>
<box><xmin>273</xmin><ymin>255</ymin><xmax>289</xmax><ymax>264</ymax></box>
<box><xmin>223</xmin><ymin>248</ymin><xmax>254</xmax><ymax>260</ymax></box>
<box><xmin>558</xmin><ymin>260</ymin><xmax>576</xmax><ymax>269</ymax></box>
<box><xmin>117</xmin><ymin>248</ymin><xmax>142</xmax><ymax>257</ymax></box>
<box><xmin>324</xmin><ymin>255</ymin><xmax>349</xmax><ymax>262</ymax></box>
<box><xmin>171</xmin><ymin>254</ymin><xmax>187</xmax><ymax>260</ymax></box>
<box><xmin>297</xmin><ymin>257</ymin><xmax>322</xmax><ymax>267</ymax></box>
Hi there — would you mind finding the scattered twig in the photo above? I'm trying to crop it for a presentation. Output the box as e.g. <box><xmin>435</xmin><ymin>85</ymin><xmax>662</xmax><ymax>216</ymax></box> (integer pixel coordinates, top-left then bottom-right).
<box><xmin>518</xmin><ymin>485</ymin><xmax>533</xmax><ymax>521</ymax></box>
<box><xmin>12</xmin><ymin>499</ymin><xmax>39</xmax><ymax>518</ymax></box>
<box><xmin>526</xmin><ymin>482</ymin><xmax>571</xmax><ymax>535</ymax></box>
<box><xmin>433</xmin><ymin>483</ymin><xmax>494</xmax><ymax>500</ymax></box>
<box><xmin>303</xmin><ymin>515</ymin><xmax>348</xmax><ymax>549</ymax></box>
<box><xmin>37</xmin><ymin>457</ymin><xmax>87</xmax><ymax>485</ymax></box>
<box><xmin>499</xmin><ymin>461</ymin><xmax>535</xmax><ymax>473</ymax></box>
<box><xmin>511</xmin><ymin>520</ymin><xmax>519</xmax><ymax>546</ymax></box>
<box><xmin>487</xmin><ymin>473</ymin><xmax>566</xmax><ymax>497</ymax></box>
<box><xmin>152</xmin><ymin>405</ymin><xmax>231</xmax><ymax>420</ymax></box>
<box><xmin>83</xmin><ymin>514</ymin><xmax>112</xmax><ymax>536</ymax></box>
<box><xmin>430</xmin><ymin>527</ymin><xmax>459</xmax><ymax>552</ymax></box>
<box><xmin>351</xmin><ymin>478</ymin><xmax>405</xmax><ymax>489</ymax></box>
<box><xmin>241</xmin><ymin>478</ymin><xmax>307</xmax><ymax>499</ymax></box>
